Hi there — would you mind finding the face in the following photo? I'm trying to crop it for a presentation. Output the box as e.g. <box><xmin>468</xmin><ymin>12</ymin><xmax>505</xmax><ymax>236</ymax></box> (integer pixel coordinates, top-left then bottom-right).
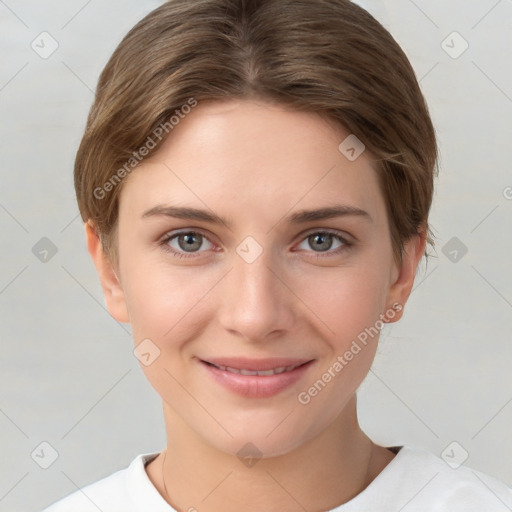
<box><xmin>90</xmin><ymin>99</ymin><xmax>422</xmax><ymax>458</ymax></box>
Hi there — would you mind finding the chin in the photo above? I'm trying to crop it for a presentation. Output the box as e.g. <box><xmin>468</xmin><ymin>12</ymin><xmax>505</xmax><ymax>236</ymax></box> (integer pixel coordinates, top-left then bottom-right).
<box><xmin>197</xmin><ymin>414</ymin><xmax>319</xmax><ymax>462</ymax></box>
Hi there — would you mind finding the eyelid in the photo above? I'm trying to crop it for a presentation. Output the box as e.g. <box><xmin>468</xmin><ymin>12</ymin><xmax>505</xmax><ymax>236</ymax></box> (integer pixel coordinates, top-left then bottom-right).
<box><xmin>298</xmin><ymin>227</ymin><xmax>353</xmax><ymax>243</ymax></box>
<box><xmin>158</xmin><ymin>227</ymin><xmax>215</xmax><ymax>244</ymax></box>
<box><xmin>158</xmin><ymin>228</ymin><xmax>217</xmax><ymax>255</ymax></box>
<box><xmin>292</xmin><ymin>228</ymin><xmax>353</xmax><ymax>256</ymax></box>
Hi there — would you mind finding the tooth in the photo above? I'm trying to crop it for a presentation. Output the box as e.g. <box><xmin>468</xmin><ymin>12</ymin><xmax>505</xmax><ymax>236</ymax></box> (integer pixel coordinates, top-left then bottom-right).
<box><xmin>257</xmin><ymin>369</ymin><xmax>276</xmax><ymax>376</ymax></box>
<box><xmin>212</xmin><ymin>364</ymin><xmax>302</xmax><ymax>375</ymax></box>
<box><xmin>240</xmin><ymin>368</ymin><xmax>259</xmax><ymax>376</ymax></box>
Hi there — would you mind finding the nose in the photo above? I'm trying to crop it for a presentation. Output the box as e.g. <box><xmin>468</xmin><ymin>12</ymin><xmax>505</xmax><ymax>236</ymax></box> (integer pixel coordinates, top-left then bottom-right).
<box><xmin>217</xmin><ymin>246</ymin><xmax>296</xmax><ymax>343</ymax></box>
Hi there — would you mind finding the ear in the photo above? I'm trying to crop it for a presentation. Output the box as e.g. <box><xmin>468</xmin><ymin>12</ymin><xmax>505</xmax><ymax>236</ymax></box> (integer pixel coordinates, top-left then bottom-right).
<box><xmin>383</xmin><ymin>230</ymin><xmax>427</xmax><ymax>323</ymax></box>
<box><xmin>85</xmin><ymin>221</ymin><xmax>130</xmax><ymax>323</ymax></box>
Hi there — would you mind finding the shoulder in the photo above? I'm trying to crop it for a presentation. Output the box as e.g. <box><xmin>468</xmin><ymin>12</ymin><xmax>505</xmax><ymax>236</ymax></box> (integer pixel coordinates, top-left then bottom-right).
<box><xmin>339</xmin><ymin>444</ymin><xmax>512</xmax><ymax>511</ymax></box>
<box><xmin>386</xmin><ymin>445</ymin><xmax>512</xmax><ymax>511</ymax></box>
<box><xmin>39</xmin><ymin>453</ymin><xmax>160</xmax><ymax>512</ymax></box>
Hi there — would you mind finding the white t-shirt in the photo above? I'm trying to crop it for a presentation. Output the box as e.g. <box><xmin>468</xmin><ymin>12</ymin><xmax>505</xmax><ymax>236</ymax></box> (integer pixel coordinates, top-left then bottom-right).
<box><xmin>40</xmin><ymin>445</ymin><xmax>512</xmax><ymax>511</ymax></box>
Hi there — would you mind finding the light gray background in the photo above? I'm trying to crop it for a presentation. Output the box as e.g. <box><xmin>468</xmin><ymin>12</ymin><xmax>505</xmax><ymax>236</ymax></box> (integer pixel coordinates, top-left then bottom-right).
<box><xmin>1</xmin><ymin>1</ymin><xmax>511</xmax><ymax>511</ymax></box>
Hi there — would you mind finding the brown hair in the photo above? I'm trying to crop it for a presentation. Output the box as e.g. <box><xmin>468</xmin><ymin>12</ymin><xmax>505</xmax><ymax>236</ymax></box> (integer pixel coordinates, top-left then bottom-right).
<box><xmin>74</xmin><ymin>0</ymin><xmax>439</xmax><ymax>270</ymax></box>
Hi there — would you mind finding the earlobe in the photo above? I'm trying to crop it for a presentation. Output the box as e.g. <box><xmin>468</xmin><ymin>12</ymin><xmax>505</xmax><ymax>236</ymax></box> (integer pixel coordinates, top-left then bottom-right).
<box><xmin>383</xmin><ymin>231</ymin><xmax>427</xmax><ymax>324</ymax></box>
<box><xmin>85</xmin><ymin>221</ymin><xmax>130</xmax><ymax>323</ymax></box>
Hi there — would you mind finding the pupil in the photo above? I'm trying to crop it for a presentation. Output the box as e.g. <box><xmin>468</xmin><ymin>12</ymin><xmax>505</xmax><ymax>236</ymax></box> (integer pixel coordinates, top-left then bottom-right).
<box><xmin>311</xmin><ymin>233</ymin><xmax>332</xmax><ymax>251</ymax></box>
<box><xmin>180</xmin><ymin>233</ymin><xmax>201</xmax><ymax>252</ymax></box>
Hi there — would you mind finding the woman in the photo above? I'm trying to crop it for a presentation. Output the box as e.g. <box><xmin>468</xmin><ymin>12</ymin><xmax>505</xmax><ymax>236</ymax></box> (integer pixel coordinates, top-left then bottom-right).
<box><xmin>41</xmin><ymin>0</ymin><xmax>512</xmax><ymax>510</ymax></box>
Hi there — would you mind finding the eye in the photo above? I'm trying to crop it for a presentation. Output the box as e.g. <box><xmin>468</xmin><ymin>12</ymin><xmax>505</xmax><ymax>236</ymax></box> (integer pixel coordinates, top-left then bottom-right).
<box><xmin>159</xmin><ymin>229</ymin><xmax>353</xmax><ymax>260</ymax></box>
<box><xmin>160</xmin><ymin>230</ymin><xmax>214</xmax><ymax>259</ymax></box>
<box><xmin>295</xmin><ymin>230</ymin><xmax>352</xmax><ymax>258</ymax></box>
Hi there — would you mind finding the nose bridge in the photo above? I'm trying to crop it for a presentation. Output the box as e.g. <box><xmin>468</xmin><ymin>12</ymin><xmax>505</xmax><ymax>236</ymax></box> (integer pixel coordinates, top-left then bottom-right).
<box><xmin>218</xmin><ymin>238</ymin><xmax>294</xmax><ymax>341</ymax></box>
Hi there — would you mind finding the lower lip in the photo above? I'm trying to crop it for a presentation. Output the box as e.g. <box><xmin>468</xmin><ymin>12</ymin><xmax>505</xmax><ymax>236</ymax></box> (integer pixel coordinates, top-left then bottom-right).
<box><xmin>199</xmin><ymin>360</ymin><xmax>314</xmax><ymax>398</ymax></box>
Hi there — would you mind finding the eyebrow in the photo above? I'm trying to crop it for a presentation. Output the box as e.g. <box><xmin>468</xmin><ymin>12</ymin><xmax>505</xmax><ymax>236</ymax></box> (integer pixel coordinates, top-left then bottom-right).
<box><xmin>142</xmin><ymin>204</ymin><xmax>372</xmax><ymax>228</ymax></box>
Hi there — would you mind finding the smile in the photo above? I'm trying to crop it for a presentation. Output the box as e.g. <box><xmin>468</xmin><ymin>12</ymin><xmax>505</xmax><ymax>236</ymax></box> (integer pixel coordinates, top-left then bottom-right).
<box><xmin>205</xmin><ymin>362</ymin><xmax>303</xmax><ymax>376</ymax></box>
<box><xmin>198</xmin><ymin>357</ymin><xmax>315</xmax><ymax>398</ymax></box>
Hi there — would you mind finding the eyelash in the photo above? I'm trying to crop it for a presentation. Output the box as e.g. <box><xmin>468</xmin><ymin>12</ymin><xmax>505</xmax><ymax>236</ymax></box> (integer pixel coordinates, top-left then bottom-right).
<box><xmin>158</xmin><ymin>229</ymin><xmax>353</xmax><ymax>260</ymax></box>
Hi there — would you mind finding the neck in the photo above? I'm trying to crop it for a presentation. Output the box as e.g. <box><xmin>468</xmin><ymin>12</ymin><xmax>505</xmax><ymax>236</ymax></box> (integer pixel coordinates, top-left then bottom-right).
<box><xmin>147</xmin><ymin>395</ymin><xmax>391</xmax><ymax>512</ymax></box>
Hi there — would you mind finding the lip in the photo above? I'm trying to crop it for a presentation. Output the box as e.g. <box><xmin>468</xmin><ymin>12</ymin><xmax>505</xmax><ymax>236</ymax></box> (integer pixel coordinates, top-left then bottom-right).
<box><xmin>198</xmin><ymin>357</ymin><xmax>315</xmax><ymax>398</ymax></box>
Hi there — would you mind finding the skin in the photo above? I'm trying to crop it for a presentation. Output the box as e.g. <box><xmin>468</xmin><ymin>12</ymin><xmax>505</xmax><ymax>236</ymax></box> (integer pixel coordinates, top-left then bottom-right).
<box><xmin>86</xmin><ymin>98</ymin><xmax>426</xmax><ymax>511</ymax></box>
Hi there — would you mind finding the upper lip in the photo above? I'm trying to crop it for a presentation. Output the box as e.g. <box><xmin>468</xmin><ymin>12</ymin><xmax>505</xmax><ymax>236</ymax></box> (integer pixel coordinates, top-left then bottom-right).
<box><xmin>199</xmin><ymin>357</ymin><xmax>313</xmax><ymax>371</ymax></box>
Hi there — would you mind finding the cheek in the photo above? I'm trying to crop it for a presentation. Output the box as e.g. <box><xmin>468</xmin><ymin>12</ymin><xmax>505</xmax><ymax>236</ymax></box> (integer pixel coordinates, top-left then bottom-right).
<box><xmin>293</xmin><ymin>265</ymin><xmax>389</xmax><ymax>426</ymax></box>
<box><xmin>122</xmin><ymin>240</ymin><xmax>391</xmax><ymax>351</ymax></box>
<box><xmin>120</xmin><ymin>245</ymin><xmax>230</xmax><ymax>373</ymax></box>
<box><xmin>121</xmin><ymin>260</ymin><xmax>214</xmax><ymax>401</ymax></box>
<box><xmin>297</xmin><ymin>261</ymin><xmax>390</xmax><ymax>346</ymax></box>
<box><xmin>123</xmin><ymin>264</ymin><xmax>210</xmax><ymax>343</ymax></box>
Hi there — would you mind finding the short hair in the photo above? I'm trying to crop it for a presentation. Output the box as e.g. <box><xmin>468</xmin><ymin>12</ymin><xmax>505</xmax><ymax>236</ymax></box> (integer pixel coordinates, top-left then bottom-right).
<box><xmin>74</xmin><ymin>0</ymin><xmax>439</xmax><ymax>269</ymax></box>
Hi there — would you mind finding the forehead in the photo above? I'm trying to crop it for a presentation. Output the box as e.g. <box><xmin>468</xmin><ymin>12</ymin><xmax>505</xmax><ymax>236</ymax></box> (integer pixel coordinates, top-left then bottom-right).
<box><xmin>119</xmin><ymin>99</ymin><xmax>386</xmax><ymax>229</ymax></box>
